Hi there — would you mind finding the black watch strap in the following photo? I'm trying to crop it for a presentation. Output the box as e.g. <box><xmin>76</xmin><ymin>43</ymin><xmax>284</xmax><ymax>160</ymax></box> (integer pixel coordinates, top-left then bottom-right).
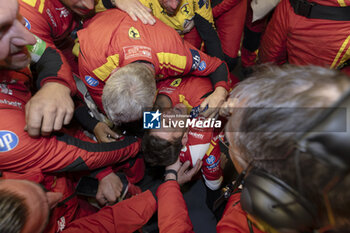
<box><xmin>164</xmin><ymin>169</ymin><xmax>178</xmax><ymax>181</ymax></box>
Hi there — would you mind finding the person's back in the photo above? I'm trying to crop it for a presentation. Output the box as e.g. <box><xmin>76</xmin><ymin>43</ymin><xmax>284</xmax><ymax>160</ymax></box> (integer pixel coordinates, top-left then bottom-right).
<box><xmin>156</xmin><ymin>77</ymin><xmax>213</xmax><ymax>108</ymax></box>
<box><xmin>78</xmin><ymin>8</ymin><xmax>230</xmax><ymax>118</ymax></box>
<box><xmin>78</xmin><ymin>9</ymin><xmax>195</xmax><ymax>111</ymax></box>
<box><xmin>259</xmin><ymin>0</ymin><xmax>350</xmax><ymax>69</ymax></box>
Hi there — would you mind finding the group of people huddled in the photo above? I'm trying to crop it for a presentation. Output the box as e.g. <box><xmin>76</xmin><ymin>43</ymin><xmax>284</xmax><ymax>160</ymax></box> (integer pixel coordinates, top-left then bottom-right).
<box><xmin>0</xmin><ymin>0</ymin><xmax>350</xmax><ymax>232</ymax></box>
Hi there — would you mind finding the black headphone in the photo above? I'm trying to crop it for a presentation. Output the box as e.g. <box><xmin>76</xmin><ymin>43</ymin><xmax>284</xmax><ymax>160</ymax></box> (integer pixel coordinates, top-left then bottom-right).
<box><xmin>241</xmin><ymin>169</ymin><xmax>319</xmax><ymax>232</ymax></box>
<box><xmin>239</xmin><ymin>88</ymin><xmax>350</xmax><ymax>231</ymax></box>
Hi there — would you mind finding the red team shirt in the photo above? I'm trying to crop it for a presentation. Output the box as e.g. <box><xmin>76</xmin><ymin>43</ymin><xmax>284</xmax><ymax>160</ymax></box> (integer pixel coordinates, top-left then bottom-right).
<box><xmin>78</xmin><ymin>9</ymin><xmax>230</xmax><ymax>113</ymax></box>
<box><xmin>157</xmin><ymin>77</ymin><xmax>223</xmax><ymax>190</ymax></box>
<box><xmin>157</xmin><ymin>182</ymin><xmax>266</xmax><ymax>233</ymax></box>
<box><xmin>19</xmin><ymin>0</ymin><xmax>78</xmax><ymax>92</ymax></box>
<box><xmin>259</xmin><ymin>0</ymin><xmax>350</xmax><ymax>69</ymax></box>
<box><xmin>0</xmin><ymin>69</ymin><xmax>143</xmax><ymax>232</ymax></box>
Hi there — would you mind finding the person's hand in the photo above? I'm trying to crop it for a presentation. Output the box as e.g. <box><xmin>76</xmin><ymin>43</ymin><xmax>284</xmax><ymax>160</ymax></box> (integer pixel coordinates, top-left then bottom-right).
<box><xmin>182</xmin><ymin>20</ymin><xmax>195</xmax><ymax>34</ymax></box>
<box><xmin>25</xmin><ymin>82</ymin><xmax>74</xmax><ymax>137</ymax></box>
<box><xmin>96</xmin><ymin>173</ymin><xmax>123</xmax><ymax>206</ymax></box>
<box><xmin>177</xmin><ymin>160</ymin><xmax>202</xmax><ymax>186</ymax></box>
<box><xmin>165</xmin><ymin>157</ymin><xmax>182</xmax><ymax>174</ymax></box>
<box><xmin>165</xmin><ymin>158</ymin><xmax>202</xmax><ymax>185</ymax></box>
<box><xmin>200</xmin><ymin>86</ymin><xmax>228</xmax><ymax>118</ymax></box>
<box><xmin>93</xmin><ymin>122</ymin><xmax>121</xmax><ymax>143</ymax></box>
<box><xmin>219</xmin><ymin>97</ymin><xmax>239</xmax><ymax>118</ymax></box>
<box><xmin>114</xmin><ymin>0</ymin><xmax>156</xmax><ymax>25</ymax></box>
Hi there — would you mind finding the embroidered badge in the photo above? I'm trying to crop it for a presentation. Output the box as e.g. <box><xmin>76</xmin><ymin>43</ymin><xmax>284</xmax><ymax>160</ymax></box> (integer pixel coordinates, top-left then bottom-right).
<box><xmin>85</xmin><ymin>76</ymin><xmax>99</xmax><ymax>87</ymax></box>
<box><xmin>128</xmin><ymin>27</ymin><xmax>140</xmax><ymax>39</ymax></box>
<box><xmin>0</xmin><ymin>131</ymin><xmax>19</xmax><ymax>152</ymax></box>
<box><xmin>170</xmin><ymin>78</ymin><xmax>182</xmax><ymax>87</ymax></box>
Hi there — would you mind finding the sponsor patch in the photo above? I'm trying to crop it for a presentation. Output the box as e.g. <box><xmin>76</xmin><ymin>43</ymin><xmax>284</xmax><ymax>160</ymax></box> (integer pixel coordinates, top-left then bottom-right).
<box><xmin>57</xmin><ymin>216</ymin><xmax>66</xmax><ymax>232</ymax></box>
<box><xmin>198</xmin><ymin>61</ymin><xmax>206</xmax><ymax>71</ymax></box>
<box><xmin>0</xmin><ymin>84</ymin><xmax>13</xmax><ymax>95</ymax></box>
<box><xmin>23</xmin><ymin>17</ymin><xmax>31</xmax><ymax>30</ymax></box>
<box><xmin>123</xmin><ymin>46</ymin><xmax>152</xmax><ymax>60</ymax></box>
<box><xmin>208</xmin><ymin>161</ymin><xmax>220</xmax><ymax>169</ymax></box>
<box><xmin>158</xmin><ymin>87</ymin><xmax>176</xmax><ymax>94</ymax></box>
<box><xmin>46</xmin><ymin>9</ymin><xmax>57</xmax><ymax>27</ymax></box>
<box><xmin>0</xmin><ymin>99</ymin><xmax>22</xmax><ymax>109</ymax></box>
<box><xmin>128</xmin><ymin>27</ymin><xmax>140</xmax><ymax>39</ymax></box>
<box><xmin>190</xmin><ymin>49</ymin><xmax>201</xmax><ymax>71</ymax></box>
<box><xmin>206</xmin><ymin>155</ymin><xmax>215</xmax><ymax>165</ymax></box>
<box><xmin>85</xmin><ymin>76</ymin><xmax>99</xmax><ymax>87</ymax></box>
<box><xmin>188</xmin><ymin>131</ymin><xmax>204</xmax><ymax>140</ymax></box>
<box><xmin>56</xmin><ymin>7</ymin><xmax>69</xmax><ymax>18</ymax></box>
<box><xmin>0</xmin><ymin>131</ymin><xmax>19</xmax><ymax>152</ymax></box>
<box><xmin>190</xmin><ymin>104</ymin><xmax>208</xmax><ymax>119</ymax></box>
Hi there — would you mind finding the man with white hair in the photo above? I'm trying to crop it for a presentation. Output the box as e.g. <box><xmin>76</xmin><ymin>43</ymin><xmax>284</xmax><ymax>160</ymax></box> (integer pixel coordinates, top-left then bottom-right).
<box><xmin>78</xmin><ymin>8</ymin><xmax>231</xmax><ymax>127</ymax></box>
<box><xmin>102</xmin><ymin>63</ymin><xmax>157</xmax><ymax>125</ymax></box>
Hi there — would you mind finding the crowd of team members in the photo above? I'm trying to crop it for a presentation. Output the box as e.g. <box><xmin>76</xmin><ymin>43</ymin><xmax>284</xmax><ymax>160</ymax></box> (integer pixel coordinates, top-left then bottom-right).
<box><xmin>0</xmin><ymin>0</ymin><xmax>350</xmax><ymax>232</ymax></box>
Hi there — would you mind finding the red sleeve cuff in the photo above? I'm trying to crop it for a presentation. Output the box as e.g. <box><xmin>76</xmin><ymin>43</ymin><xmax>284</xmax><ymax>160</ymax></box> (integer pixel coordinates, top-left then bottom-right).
<box><xmin>95</xmin><ymin>166</ymin><xmax>114</xmax><ymax>181</ymax></box>
<box><xmin>41</xmin><ymin>78</ymin><xmax>77</xmax><ymax>96</ymax></box>
<box><xmin>214</xmin><ymin>80</ymin><xmax>231</xmax><ymax>91</ymax></box>
<box><xmin>156</xmin><ymin>180</ymin><xmax>180</xmax><ymax>196</ymax></box>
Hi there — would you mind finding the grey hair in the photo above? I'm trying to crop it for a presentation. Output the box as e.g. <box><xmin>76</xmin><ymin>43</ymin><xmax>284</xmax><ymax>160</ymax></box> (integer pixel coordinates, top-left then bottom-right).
<box><xmin>226</xmin><ymin>64</ymin><xmax>350</xmax><ymax>229</ymax></box>
<box><xmin>0</xmin><ymin>189</ymin><xmax>28</xmax><ymax>233</ymax></box>
<box><xmin>102</xmin><ymin>62</ymin><xmax>156</xmax><ymax>125</ymax></box>
<box><xmin>227</xmin><ymin>65</ymin><xmax>350</xmax><ymax>164</ymax></box>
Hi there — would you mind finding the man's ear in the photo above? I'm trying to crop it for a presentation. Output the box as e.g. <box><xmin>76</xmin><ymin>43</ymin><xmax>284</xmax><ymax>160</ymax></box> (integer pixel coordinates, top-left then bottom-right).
<box><xmin>181</xmin><ymin>131</ymin><xmax>188</xmax><ymax>146</ymax></box>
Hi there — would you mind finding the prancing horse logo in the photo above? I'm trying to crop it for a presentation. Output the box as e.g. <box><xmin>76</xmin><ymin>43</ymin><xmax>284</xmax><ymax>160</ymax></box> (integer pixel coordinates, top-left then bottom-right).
<box><xmin>181</xmin><ymin>4</ymin><xmax>190</xmax><ymax>15</ymax></box>
<box><xmin>128</xmin><ymin>27</ymin><xmax>140</xmax><ymax>39</ymax></box>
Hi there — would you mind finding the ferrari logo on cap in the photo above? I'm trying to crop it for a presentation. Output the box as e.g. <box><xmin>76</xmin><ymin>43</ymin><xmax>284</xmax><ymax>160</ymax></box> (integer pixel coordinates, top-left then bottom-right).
<box><xmin>129</xmin><ymin>27</ymin><xmax>140</xmax><ymax>39</ymax></box>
